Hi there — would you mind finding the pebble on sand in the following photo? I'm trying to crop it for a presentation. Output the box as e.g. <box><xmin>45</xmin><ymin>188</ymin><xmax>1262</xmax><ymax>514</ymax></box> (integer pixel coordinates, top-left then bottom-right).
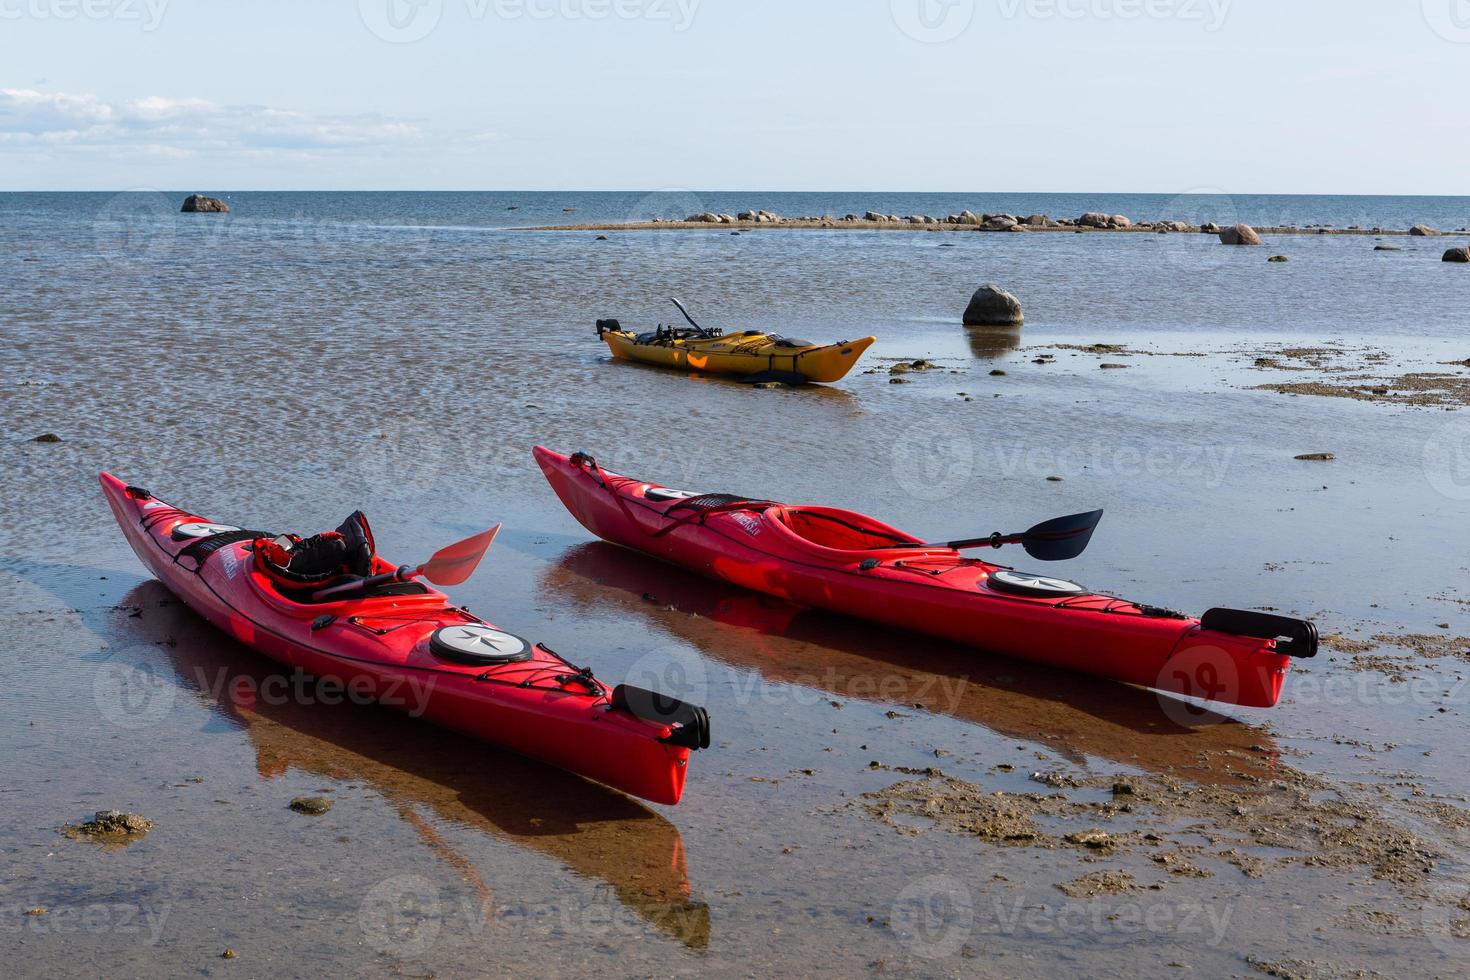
<box><xmin>289</xmin><ymin>796</ymin><xmax>333</xmax><ymax>816</ymax></box>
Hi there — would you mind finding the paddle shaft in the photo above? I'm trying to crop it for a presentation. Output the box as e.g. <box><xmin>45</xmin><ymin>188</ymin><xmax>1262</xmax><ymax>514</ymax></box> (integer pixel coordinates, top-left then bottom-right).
<box><xmin>941</xmin><ymin>532</ymin><xmax>1022</xmax><ymax>551</ymax></box>
<box><xmin>312</xmin><ymin>564</ymin><xmax>419</xmax><ymax>601</ymax></box>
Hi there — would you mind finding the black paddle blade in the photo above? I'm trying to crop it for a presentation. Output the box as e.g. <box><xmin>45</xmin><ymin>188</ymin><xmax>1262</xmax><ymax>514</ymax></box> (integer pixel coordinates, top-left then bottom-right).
<box><xmin>1021</xmin><ymin>509</ymin><xmax>1103</xmax><ymax>562</ymax></box>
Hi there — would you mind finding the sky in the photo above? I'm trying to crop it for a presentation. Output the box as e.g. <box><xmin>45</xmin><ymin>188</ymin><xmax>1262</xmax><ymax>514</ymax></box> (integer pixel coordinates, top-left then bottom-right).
<box><xmin>1</xmin><ymin>0</ymin><xmax>1468</xmax><ymax>192</ymax></box>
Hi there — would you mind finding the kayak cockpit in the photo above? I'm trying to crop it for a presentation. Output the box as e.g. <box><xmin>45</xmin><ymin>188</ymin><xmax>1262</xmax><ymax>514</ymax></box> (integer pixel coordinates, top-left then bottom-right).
<box><xmin>763</xmin><ymin>505</ymin><xmax>926</xmax><ymax>557</ymax></box>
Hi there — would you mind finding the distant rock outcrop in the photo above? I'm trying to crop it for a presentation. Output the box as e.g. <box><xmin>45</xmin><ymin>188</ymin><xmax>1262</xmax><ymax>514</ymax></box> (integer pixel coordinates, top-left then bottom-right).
<box><xmin>1219</xmin><ymin>223</ymin><xmax>1263</xmax><ymax>245</ymax></box>
<box><xmin>963</xmin><ymin>284</ymin><xmax>1024</xmax><ymax>327</ymax></box>
<box><xmin>1409</xmin><ymin>224</ymin><xmax>1440</xmax><ymax>236</ymax></box>
<box><xmin>181</xmin><ymin>194</ymin><xmax>229</xmax><ymax>213</ymax></box>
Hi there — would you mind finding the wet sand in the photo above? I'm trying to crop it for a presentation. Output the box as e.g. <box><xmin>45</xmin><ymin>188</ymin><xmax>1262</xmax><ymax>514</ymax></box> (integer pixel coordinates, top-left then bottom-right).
<box><xmin>2</xmin><ymin>218</ymin><xmax>1469</xmax><ymax>976</ymax></box>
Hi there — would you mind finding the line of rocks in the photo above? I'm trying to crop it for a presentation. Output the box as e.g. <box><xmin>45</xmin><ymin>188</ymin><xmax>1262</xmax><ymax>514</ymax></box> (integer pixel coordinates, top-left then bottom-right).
<box><xmin>673</xmin><ymin>210</ymin><xmax>1468</xmax><ymax>238</ymax></box>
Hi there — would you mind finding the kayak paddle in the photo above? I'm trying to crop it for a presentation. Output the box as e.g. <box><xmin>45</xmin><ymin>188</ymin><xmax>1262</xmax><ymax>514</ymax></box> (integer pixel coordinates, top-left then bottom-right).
<box><xmin>670</xmin><ymin>297</ymin><xmax>703</xmax><ymax>330</ymax></box>
<box><xmin>311</xmin><ymin>525</ymin><xmax>501</xmax><ymax>602</ymax></box>
<box><xmin>884</xmin><ymin>509</ymin><xmax>1103</xmax><ymax>562</ymax></box>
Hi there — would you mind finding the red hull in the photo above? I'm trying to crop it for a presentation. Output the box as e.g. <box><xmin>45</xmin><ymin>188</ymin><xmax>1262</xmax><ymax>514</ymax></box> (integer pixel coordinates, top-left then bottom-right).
<box><xmin>533</xmin><ymin>448</ymin><xmax>1296</xmax><ymax>709</ymax></box>
<box><xmin>100</xmin><ymin>472</ymin><xmax>694</xmax><ymax>805</ymax></box>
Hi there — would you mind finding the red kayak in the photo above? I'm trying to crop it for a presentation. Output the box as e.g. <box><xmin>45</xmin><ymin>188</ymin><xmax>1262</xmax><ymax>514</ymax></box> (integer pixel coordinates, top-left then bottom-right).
<box><xmin>533</xmin><ymin>448</ymin><xmax>1317</xmax><ymax>709</ymax></box>
<box><xmin>100</xmin><ymin>472</ymin><xmax>709</xmax><ymax>805</ymax></box>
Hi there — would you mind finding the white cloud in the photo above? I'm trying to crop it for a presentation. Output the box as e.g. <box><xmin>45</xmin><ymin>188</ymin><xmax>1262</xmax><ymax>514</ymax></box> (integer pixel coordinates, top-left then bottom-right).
<box><xmin>0</xmin><ymin>87</ymin><xmax>425</xmax><ymax>154</ymax></box>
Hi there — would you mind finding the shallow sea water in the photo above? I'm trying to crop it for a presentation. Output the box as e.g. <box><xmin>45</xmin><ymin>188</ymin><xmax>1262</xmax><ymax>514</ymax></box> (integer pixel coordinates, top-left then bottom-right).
<box><xmin>2</xmin><ymin>193</ymin><xmax>1469</xmax><ymax>976</ymax></box>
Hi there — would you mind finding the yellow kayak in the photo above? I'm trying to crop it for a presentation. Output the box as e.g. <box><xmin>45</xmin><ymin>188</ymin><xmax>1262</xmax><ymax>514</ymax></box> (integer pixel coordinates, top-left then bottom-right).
<box><xmin>597</xmin><ymin>319</ymin><xmax>874</xmax><ymax>384</ymax></box>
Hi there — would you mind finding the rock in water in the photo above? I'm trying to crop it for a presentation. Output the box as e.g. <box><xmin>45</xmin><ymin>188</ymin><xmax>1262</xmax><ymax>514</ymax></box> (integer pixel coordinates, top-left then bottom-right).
<box><xmin>30</xmin><ymin>433</ymin><xmax>62</xmax><ymax>443</ymax></box>
<box><xmin>1268</xmin><ymin>255</ymin><xmax>1289</xmax><ymax>262</ymax></box>
<box><xmin>1409</xmin><ymin>224</ymin><xmax>1440</xmax><ymax>236</ymax></box>
<box><xmin>1219</xmin><ymin>223</ymin><xmax>1263</xmax><ymax>245</ymax></box>
<box><xmin>63</xmin><ymin>810</ymin><xmax>154</xmax><ymax>841</ymax></box>
<box><xmin>1443</xmin><ymin>247</ymin><xmax>1470</xmax><ymax>263</ymax></box>
<box><xmin>181</xmin><ymin>194</ymin><xmax>229</xmax><ymax>213</ymax></box>
<box><xmin>963</xmin><ymin>285</ymin><xmax>1024</xmax><ymax>327</ymax></box>
<box><xmin>289</xmin><ymin>796</ymin><xmax>334</xmax><ymax>815</ymax></box>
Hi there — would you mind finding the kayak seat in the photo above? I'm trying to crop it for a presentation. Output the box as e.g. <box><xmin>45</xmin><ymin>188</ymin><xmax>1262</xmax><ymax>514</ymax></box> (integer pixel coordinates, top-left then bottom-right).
<box><xmin>253</xmin><ymin>512</ymin><xmax>389</xmax><ymax>601</ymax></box>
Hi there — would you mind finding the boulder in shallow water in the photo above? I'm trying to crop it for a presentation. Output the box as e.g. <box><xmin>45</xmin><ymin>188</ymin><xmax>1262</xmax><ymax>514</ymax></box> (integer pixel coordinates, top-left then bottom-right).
<box><xmin>1409</xmin><ymin>224</ymin><xmax>1440</xmax><ymax>236</ymax></box>
<box><xmin>686</xmin><ymin>212</ymin><xmax>721</xmax><ymax>223</ymax></box>
<box><xmin>1023</xmin><ymin>213</ymin><xmax>1058</xmax><ymax>227</ymax></box>
<box><xmin>1219</xmin><ymin>223</ymin><xmax>1262</xmax><ymax>245</ymax></box>
<box><xmin>984</xmin><ymin>215</ymin><xmax>1018</xmax><ymax>231</ymax></box>
<box><xmin>63</xmin><ymin>810</ymin><xmax>153</xmax><ymax>841</ymax></box>
<box><xmin>181</xmin><ymin>194</ymin><xmax>229</xmax><ymax>213</ymax></box>
<box><xmin>1079</xmin><ymin>212</ymin><xmax>1111</xmax><ymax>228</ymax></box>
<box><xmin>1444</xmin><ymin>247</ymin><xmax>1470</xmax><ymax>263</ymax></box>
<box><xmin>1110</xmin><ymin>215</ymin><xmax>1132</xmax><ymax>228</ymax></box>
<box><xmin>963</xmin><ymin>284</ymin><xmax>1024</xmax><ymax>327</ymax></box>
<box><xmin>1268</xmin><ymin>255</ymin><xmax>1289</xmax><ymax>262</ymax></box>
